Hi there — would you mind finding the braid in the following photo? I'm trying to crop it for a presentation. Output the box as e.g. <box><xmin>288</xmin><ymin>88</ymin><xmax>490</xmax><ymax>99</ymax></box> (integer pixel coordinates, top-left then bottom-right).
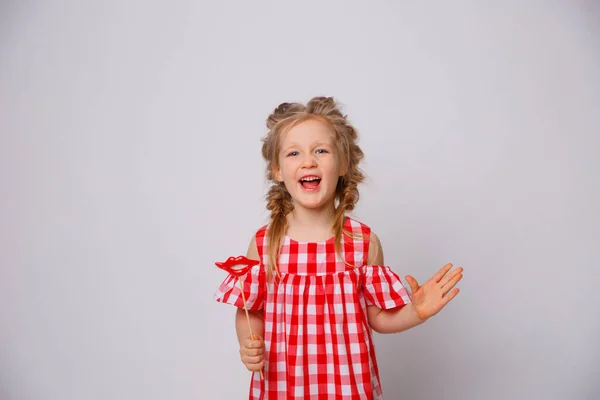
<box><xmin>333</xmin><ymin>176</ymin><xmax>364</xmax><ymax>265</ymax></box>
<box><xmin>264</xmin><ymin>183</ymin><xmax>293</xmax><ymax>279</ymax></box>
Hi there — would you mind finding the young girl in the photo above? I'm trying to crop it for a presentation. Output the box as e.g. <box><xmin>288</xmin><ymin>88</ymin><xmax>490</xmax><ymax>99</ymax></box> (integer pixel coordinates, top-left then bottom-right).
<box><xmin>215</xmin><ymin>96</ymin><xmax>463</xmax><ymax>399</ymax></box>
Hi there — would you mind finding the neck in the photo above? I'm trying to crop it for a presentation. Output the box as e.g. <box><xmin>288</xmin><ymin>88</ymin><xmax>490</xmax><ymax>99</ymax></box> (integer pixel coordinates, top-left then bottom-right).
<box><xmin>287</xmin><ymin>203</ymin><xmax>337</xmax><ymax>234</ymax></box>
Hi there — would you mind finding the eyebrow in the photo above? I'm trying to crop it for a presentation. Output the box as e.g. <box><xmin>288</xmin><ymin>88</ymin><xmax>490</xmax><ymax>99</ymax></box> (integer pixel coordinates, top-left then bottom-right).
<box><xmin>281</xmin><ymin>141</ymin><xmax>334</xmax><ymax>153</ymax></box>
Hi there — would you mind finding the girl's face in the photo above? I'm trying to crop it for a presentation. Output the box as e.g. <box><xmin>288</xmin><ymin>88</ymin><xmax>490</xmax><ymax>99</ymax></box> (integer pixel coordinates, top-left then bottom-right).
<box><xmin>274</xmin><ymin>118</ymin><xmax>344</xmax><ymax>213</ymax></box>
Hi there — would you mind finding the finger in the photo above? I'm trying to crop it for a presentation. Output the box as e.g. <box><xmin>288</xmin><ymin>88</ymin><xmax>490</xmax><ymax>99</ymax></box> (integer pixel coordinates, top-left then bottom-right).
<box><xmin>440</xmin><ymin>288</ymin><xmax>460</xmax><ymax>307</ymax></box>
<box><xmin>246</xmin><ymin>340</ymin><xmax>264</xmax><ymax>350</ymax></box>
<box><xmin>245</xmin><ymin>338</ymin><xmax>264</xmax><ymax>349</ymax></box>
<box><xmin>405</xmin><ymin>275</ymin><xmax>419</xmax><ymax>293</ymax></box>
<box><xmin>246</xmin><ymin>360</ymin><xmax>265</xmax><ymax>372</ymax></box>
<box><xmin>245</xmin><ymin>348</ymin><xmax>265</xmax><ymax>357</ymax></box>
<box><xmin>432</xmin><ymin>263</ymin><xmax>453</xmax><ymax>282</ymax></box>
<box><xmin>439</xmin><ymin>267</ymin><xmax>462</xmax><ymax>286</ymax></box>
<box><xmin>440</xmin><ymin>272</ymin><xmax>463</xmax><ymax>294</ymax></box>
<box><xmin>242</xmin><ymin>337</ymin><xmax>257</xmax><ymax>348</ymax></box>
<box><xmin>242</xmin><ymin>346</ymin><xmax>264</xmax><ymax>357</ymax></box>
<box><xmin>441</xmin><ymin>272</ymin><xmax>463</xmax><ymax>295</ymax></box>
<box><xmin>242</xmin><ymin>354</ymin><xmax>264</xmax><ymax>365</ymax></box>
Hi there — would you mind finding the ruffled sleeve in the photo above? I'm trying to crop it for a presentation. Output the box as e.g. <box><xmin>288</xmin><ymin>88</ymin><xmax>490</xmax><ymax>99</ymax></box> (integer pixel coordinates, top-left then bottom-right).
<box><xmin>214</xmin><ymin>265</ymin><xmax>265</xmax><ymax>310</ymax></box>
<box><xmin>362</xmin><ymin>265</ymin><xmax>412</xmax><ymax>310</ymax></box>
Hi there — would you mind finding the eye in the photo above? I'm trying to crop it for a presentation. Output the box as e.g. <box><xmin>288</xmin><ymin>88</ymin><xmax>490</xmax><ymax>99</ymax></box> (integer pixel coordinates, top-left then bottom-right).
<box><xmin>287</xmin><ymin>151</ymin><xmax>299</xmax><ymax>157</ymax></box>
<box><xmin>316</xmin><ymin>149</ymin><xmax>329</xmax><ymax>154</ymax></box>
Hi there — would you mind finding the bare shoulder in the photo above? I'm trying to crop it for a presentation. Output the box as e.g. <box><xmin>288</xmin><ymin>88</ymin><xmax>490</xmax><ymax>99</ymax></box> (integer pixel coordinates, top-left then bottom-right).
<box><xmin>367</xmin><ymin>231</ymin><xmax>384</xmax><ymax>265</ymax></box>
<box><xmin>246</xmin><ymin>234</ymin><xmax>259</xmax><ymax>260</ymax></box>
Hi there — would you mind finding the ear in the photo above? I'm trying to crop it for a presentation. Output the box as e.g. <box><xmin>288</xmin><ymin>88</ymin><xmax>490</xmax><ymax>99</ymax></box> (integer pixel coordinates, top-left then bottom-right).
<box><xmin>273</xmin><ymin>165</ymin><xmax>283</xmax><ymax>182</ymax></box>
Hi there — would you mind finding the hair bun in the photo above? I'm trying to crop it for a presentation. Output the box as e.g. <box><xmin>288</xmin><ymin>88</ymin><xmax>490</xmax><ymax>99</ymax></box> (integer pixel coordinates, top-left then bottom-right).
<box><xmin>306</xmin><ymin>96</ymin><xmax>342</xmax><ymax>117</ymax></box>
<box><xmin>274</xmin><ymin>102</ymin><xmax>293</xmax><ymax>115</ymax></box>
<box><xmin>266</xmin><ymin>102</ymin><xmax>304</xmax><ymax>129</ymax></box>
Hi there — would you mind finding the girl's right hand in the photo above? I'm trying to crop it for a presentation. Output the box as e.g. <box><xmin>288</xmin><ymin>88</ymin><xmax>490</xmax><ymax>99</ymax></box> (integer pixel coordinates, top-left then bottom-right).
<box><xmin>239</xmin><ymin>335</ymin><xmax>264</xmax><ymax>372</ymax></box>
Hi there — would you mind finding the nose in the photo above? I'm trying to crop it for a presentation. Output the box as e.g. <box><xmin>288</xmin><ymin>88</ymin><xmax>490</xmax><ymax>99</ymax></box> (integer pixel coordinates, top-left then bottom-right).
<box><xmin>301</xmin><ymin>153</ymin><xmax>317</xmax><ymax>168</ymax></box>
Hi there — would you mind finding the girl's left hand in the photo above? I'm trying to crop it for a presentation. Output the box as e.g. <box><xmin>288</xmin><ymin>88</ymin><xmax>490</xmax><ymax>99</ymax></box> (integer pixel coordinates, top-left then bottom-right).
<box><xmin>405</xmin><ymin>263</ymin><xmax>463</xmax><ymax>322</ymax></box>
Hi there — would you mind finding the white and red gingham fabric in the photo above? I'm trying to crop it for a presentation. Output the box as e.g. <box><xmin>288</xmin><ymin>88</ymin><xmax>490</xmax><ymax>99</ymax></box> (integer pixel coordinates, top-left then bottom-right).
<box><xmin>215</xmin><ymin>217</ymin><xmax>411</xmax><ymax>399</ymax></box>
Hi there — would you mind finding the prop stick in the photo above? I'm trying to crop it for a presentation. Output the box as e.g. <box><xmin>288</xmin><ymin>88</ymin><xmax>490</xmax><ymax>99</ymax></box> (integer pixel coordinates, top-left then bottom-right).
<box><xmin>216</xmin><ymin>256</ymin><xmax>264</xmax><ymax>380</ymax></box>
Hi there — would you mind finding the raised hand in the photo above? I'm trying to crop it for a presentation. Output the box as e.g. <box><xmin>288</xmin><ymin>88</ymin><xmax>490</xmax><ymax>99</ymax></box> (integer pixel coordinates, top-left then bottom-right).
<box><xmin>405</xmin><ymin>263</ymin><xmax>463</xmax><ymax>321</ymax></box>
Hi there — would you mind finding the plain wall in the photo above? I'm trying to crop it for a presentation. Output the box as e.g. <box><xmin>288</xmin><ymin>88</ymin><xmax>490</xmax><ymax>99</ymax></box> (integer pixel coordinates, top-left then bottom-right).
<box><xmin>1</xmin><ymin>1</ymin><xmax>599</xmax><ymax>399</ymax></box>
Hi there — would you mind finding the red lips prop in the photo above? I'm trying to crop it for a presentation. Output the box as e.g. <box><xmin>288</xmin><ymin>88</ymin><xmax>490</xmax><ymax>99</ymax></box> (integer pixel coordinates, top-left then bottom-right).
<box><xmin>215</xmin><ymin>255</ymin><xmax>260</xmax><ymax>277</ymax></box>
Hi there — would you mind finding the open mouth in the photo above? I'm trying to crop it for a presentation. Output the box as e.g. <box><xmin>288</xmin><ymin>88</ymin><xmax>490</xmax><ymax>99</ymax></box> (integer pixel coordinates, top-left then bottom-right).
<box><xmin>299</xmin><ymin>176</ymin><xmax>321</xmax><ymax>190</ymax></box>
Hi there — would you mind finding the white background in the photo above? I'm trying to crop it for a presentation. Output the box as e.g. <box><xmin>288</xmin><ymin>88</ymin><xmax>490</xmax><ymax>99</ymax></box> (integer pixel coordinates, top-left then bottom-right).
<box><xmin>1</xmin><ymin>1</ymin><xmax>599</xmax><ymax>399</ymax></box>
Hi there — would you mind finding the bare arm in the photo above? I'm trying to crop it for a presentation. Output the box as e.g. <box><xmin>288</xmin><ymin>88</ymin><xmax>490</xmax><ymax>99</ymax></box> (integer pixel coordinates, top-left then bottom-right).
<box><xmin>235</xmin><ymin>309</ymin><xmax>264</xmax><ymax>347</ymax></box>
<box><xmin>236</xmin><ymin>235</ymin><xmax>265</xmax><ymax>372</ymax></box>
<box><xmin>365</xmin><ymin>232</ymin><xmax>426</xmax><ymax>334</ymax></box>
<box><xmin>366</xmin><ymin>303</ymin><xmax>425</xmax><ymax>334</ymax></box>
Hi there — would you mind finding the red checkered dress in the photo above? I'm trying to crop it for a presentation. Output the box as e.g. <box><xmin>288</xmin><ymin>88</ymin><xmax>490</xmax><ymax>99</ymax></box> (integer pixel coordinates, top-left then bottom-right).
<box><xmin>215</xmin><ymin>217</ymin><xmax>412</xmax><ymax>399</ymax></box>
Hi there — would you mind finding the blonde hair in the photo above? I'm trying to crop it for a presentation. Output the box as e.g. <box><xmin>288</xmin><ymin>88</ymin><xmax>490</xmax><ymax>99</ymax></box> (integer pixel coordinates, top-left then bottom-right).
<box><xmin>261</xmin><ymin>96</ymin><xmax>365</xmax><ymax>279</ymax></box>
